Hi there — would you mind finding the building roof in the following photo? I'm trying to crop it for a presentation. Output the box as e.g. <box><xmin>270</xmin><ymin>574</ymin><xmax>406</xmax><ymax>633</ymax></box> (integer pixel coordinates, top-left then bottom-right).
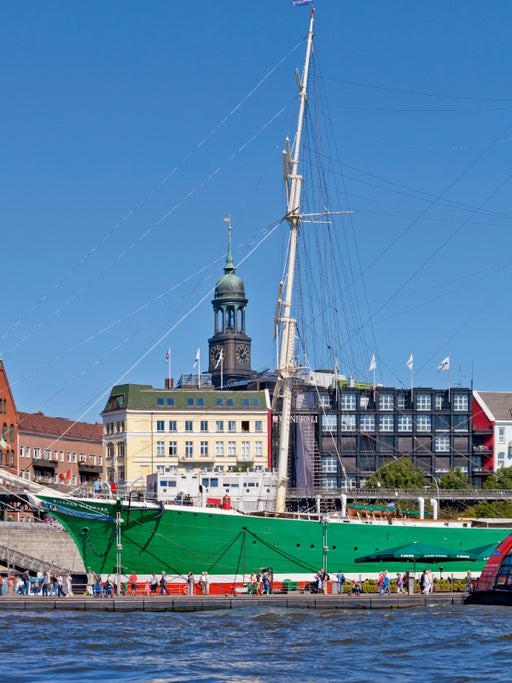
<box><xmin>475</xmin><ymin>392</ymin><xmax>512</xmax><ymax>421</ymax></box>
<box><xmin>101</xmin><ymin>384</ymin><xmax>270</xmax><ymax>413</ymax></box>
<box><xmin>18</xmin><ymin>412</ymin><xmax>103</xmax><ymax>443</ymax></box>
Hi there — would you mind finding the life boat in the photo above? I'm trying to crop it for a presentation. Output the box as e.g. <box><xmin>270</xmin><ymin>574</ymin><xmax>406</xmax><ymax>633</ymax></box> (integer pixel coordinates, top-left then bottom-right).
<box><xmin>465</xmin><ymin>533</ymin><xmax>512</xmax><ymax>605</ymax></box>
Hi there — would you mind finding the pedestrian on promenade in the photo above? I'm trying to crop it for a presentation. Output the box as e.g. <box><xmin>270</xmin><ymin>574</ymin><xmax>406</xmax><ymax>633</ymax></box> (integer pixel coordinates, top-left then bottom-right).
<box><xmin>86</xmin><ymin>568</ymin><xmax>96</xmax><ymax>596</ymax></box>
<box><xmin>94</xmin><ymin>477</ymin><xmax>101</xmax><ymax>498</ymax></box>
<box><xmin>465</xmin><ymin>570</ymin><xmax>473</xmax><ymax>593</ymax></box>
<box><xmin>21</xmin><ymin>570</ymin><xmax>30</xmax><ymax>596</ymax></box>
<box><xmin>336</xmin><ymin>569</ymin><xmax>345</xmax><ymax>595</ymax></box>
<box><xmin>200</xmin><ymin>571</ymin><xmax>210</xmax><ymax>595</ymax></box>
<box><xmin>57</xmin><ymin>574</ymin><xmax>65</xmax><ymax>597</ymax></box>
<box><xmin>128</xmin><ymin>571</ymin><xmax>138</xmax><ymax>596</ymax></box>
<box><xmin>382</xmin><ymin>570</ymin><xmax>391</xmax><ymax>596</ymax></box>
<box><xmin>262</xmin><ymin>572</ymin><xmax>271</xmax><ymax>594</ymax></box>
<box><xmin>103</xmin><ymin>575</ymin><xmax>114</xmax><ymax>597</ymax></box>
<box><xmin>93</xmin><ymin>578</ymin><xmax>103</xmax><ymax>598</ymax></box>
<box><xmin>396</xmin><ymin>573</ymin><xmax>404</xmax><ymax>593</ymax></box>
<box><xmin>150</xmin><ymin>573</ymin><xmax>158</xmax><ymax>595</ymax></box>
<box><xmin>50</xmin><ymin>573</ymin><xmax>58</xmax><ymax>596</ymax></box>
<box><xmin>160</xmin><ymin>571</ymin><xmax>170</xmax><ymax>595</ymax></box>
<box><xmin>65</xmin><ymin>573</ymin><xmax>73</xmax><ymax>597</ymax></box>
<box><xmin>144</xmin><ymin>579</ymin><xmax>151</xmax><ymax>595</ymax></box>
<box><xmin>187</xmin><ymin>572</ymin><xmax>195</xmax><ymax>595</ymax></box>
<box><xmin>41</xmin><ymin>572</ymin><xmax>50</xmax><ymax>597</ymax></box>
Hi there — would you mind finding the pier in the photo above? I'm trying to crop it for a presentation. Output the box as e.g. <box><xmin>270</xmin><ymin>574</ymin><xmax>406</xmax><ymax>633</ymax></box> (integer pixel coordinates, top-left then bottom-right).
<box><xmin>0</xmin><ymin>592</ymin><xmax>465</xmax><ymax>613</ymax></box>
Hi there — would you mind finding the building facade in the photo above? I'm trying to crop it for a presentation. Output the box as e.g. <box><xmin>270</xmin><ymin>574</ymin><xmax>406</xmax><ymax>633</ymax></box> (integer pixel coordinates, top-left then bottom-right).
<box><xmin>101</xmin><ymin>383</ymin><xmax>271</xmax><ymax>485</ymax></box>
<box><xmin>473</xmin><ymin>391</ymin><xmax>512</xmax><ymax>472</ymax></box>
<box><xmin>18</xmin><ymin>412</ymin><xmax>103</xmax><ymax>488</ymax></box>
<box><xmin>0</xmin><ymin>359</ymin><xmax>18</xmax><ymax>474</ymax></box>
<box><xmin>276</xmin><ymin>379</ymin><xmax>480</xmax><ymax>490</ymax></box>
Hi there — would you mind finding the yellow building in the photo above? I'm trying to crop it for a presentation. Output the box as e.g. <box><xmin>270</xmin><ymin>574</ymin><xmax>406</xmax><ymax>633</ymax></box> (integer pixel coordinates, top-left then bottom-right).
<box><xmin>101</xmin><ymin>383</ymin><xmax>271</xmax><ymax>485</ymax></box>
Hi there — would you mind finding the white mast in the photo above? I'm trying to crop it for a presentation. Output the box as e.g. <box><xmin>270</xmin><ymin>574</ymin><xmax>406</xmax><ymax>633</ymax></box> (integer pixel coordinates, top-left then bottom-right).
<box><xmin>274</xmin><ymin>9</ymin><xmax>315</xmax><ymax>514</ymax></box>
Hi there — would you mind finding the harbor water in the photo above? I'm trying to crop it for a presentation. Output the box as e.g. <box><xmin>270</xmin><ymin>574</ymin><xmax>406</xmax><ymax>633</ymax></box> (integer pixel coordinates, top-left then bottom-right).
<box><xmin>1</xmin><ymin>604</ymin><xmax>509</xmax><ymax>682</ymax></box>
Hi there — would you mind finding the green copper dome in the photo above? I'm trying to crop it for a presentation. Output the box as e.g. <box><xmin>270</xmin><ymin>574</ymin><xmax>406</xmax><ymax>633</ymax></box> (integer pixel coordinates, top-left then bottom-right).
<box><xmin>214</xmin><ymin>227</ymin><xmax>245</xmax><ymax>299</ymax></box>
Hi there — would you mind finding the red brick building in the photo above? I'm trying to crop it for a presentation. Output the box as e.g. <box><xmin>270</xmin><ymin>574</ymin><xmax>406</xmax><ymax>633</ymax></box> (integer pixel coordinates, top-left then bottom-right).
<box><xmin>18</xmin><ymin>413</ymin><xmax>103</xmax><ymax>489</ymax></box>
<box><xmin>0</xmin><ymin>359</ymin><xmax>18</xmax><ymax>473</ymax></box>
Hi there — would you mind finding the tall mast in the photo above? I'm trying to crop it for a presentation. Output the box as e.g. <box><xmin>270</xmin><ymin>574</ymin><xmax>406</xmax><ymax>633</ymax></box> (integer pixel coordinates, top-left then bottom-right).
<box><xmin>274</xmin><ymin>9</ymin><xmax>315</xmax><ymax>514</ymax></box>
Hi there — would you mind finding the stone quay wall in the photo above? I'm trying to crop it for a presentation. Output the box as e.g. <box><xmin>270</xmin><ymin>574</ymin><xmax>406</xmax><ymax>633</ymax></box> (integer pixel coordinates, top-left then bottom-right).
<box><xmin>0</xmin><ymin>522</ymin><xmax>85</xmax><ymax>573</ymax></box>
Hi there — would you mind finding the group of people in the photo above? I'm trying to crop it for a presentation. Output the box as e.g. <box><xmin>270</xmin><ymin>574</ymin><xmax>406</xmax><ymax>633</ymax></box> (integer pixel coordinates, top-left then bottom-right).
<box><xmin>248</xmin><ymin>571</ymin><xmax>271</xmax><ymax>594</ymax></box>
<box><xmin>86</xmin><ymin>569</ymin><xmax>211</xmax><ymax>597</ymax></box>
<box><xmin>8</xmin><ymin>570</ymin><xmax>73</xmax><ymax>597</ymax></box>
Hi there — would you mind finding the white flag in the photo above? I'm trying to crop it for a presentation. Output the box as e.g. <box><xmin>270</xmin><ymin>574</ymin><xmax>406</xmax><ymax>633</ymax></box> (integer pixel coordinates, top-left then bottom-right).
<box><xmin>193</xmin><ymin>348</ymin><xmax>200</xmax><ymax>367</ymax></box>
<box><xmin>406</xmin><ymin>354</ymin><xmax>413</xmax><ymax>370</ymax></box>
<box><xmin>437</xmin><ymin>355</ymin><xmax>450</xmax><ymax>371</ymax></box>
<box><xmin>215</xmin><ymin>349</ymin><xmax>224</xmax><ymax>370</ymax></box>
<box><xmin>369</xmin><ymin>354</ymin><xmax>376</xmax><ymax>372</ymax></box>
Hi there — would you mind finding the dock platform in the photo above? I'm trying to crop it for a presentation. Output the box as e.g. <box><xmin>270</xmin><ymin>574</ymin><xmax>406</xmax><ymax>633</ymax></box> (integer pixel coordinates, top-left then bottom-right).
<box><xmin>0</xmin><ymin>592</ymin><xmax>466</xmax><ymax>612</ymax></box>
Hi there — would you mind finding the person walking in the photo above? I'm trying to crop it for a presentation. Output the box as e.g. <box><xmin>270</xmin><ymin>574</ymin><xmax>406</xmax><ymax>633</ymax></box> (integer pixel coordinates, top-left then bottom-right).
<box><xmin>200</xmin><ymin>571</ymin><xmax>210</xmax><ymax>595</ymax></box>
<box><xmin>41</xmin><ymin>572</ymin><xmax>50</xmax><ymax>597</ymax></box>
<box><xmin>382</xmin><ymin>570</ymin><xmax>391</xmax><ymax>596</ymax></box>
<box><xmin>128</xmin><ymin>571</ymin><xmax>138</xmax><ymax>596</ymax></box>
<box><xmin>86</xmin><ymin>568</ymin><xmax>96</xmax><ymax>596</ymax></box>
<box><xmin>336</xmin><ymin>569</ymin><xmax>345</xmax><ymax>596</ymax></box>
<box><xmin>65</xmin><ymin>573</ymin><xmax>73</xmax><ymax>597</ymax></box>
<box><xmin>21</xmin><ymin>570</ymin><xmax>30</xmax><ymax>596</ymax></box>
<box><xmin>160</xmin><ymin>571</ymin><xmax>170</xmax><ymax>595</ymax></box>
<box><xmin>187</xmin><ymin>572</ymin><xmax>195</xmax><ymax>595</ymax></box>
<box><xmin>396</xmin><ymin>573</ymin><xmax>404</xmax><ymax>594</ymax></box>
<box><xmin>57</xmin><ymin>574</ymin><xmax>65</xmax><ymax>597</ymax></box>
<box><xmin>150</xmin><ymin>573</ymin><xmax>158</xmax><ymax>595</ymax></box>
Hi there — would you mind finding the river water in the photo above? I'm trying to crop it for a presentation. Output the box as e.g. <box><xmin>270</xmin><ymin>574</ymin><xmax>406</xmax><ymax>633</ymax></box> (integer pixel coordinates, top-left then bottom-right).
<box><xmin>1</xmin><ymin>605</ymin><xmax>508</xmax><ymax>682</ymax></box>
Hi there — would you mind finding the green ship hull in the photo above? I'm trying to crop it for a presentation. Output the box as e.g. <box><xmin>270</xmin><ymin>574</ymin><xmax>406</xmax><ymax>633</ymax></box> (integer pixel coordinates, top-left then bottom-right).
<box><xmin>37</xmin><ymin>494</ymin><xmax>509</xmax><ymax>583</ymax></box>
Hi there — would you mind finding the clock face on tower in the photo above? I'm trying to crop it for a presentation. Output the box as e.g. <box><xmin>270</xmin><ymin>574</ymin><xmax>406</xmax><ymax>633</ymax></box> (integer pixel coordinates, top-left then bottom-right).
<box><xmin>210</xmin><ymin>344</ymin><xmax>223</xmax><ymax>365</ymax></box>
<box><xmin>235</xmin><ymin>343</ymin><xmax>250</xmax><ymax>365</ymax></box>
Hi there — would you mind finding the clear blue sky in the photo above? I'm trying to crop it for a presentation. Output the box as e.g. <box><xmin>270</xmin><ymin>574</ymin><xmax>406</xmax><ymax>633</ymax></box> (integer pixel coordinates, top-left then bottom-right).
<box><xmin>2</xmin><ymin>1</ymin><xmax>512</xmax><ymax>421</ymax></box>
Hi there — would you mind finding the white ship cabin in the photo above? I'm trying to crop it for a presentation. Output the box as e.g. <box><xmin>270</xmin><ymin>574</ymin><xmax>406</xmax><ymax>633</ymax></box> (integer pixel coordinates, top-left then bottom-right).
<box><xmin>147</xmin><ymin>468</ymin><xmax>278</xmax><ymax>513</ymax></box>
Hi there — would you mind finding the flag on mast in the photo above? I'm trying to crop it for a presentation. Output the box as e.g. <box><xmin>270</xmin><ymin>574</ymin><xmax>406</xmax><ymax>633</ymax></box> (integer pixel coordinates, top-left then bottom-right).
<box><xmin>369</xmin><ymin>354</ymin><xmax>377</xmax><ymax>372</ymax></box>
<box><xmin>166</xmin><ymin>348</ymin><xmax>170</xmax><ymax>360</ymax></box>
<box><xmin>406</xmin><ymin>354</ymin><xmax>413</xmax><ymax>370</ymax></box>
<box><xmin>193</xmin><ymin>348</ymin><xmax>200</xmax><ymax>368</ymax></box>
<box><xmin>437</xmin><ymin>356</ymin><xmax>450</xmax><ymax>371</ymax></box>
<box><xmin>291</xmin><ymin>0</ymin><xmax>313</xmax><ymax>6</ymax></box>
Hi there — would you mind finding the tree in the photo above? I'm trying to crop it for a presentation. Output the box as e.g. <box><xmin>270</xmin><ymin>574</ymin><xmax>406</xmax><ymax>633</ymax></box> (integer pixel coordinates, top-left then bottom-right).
<box><xmin>482</xmin><ymin>466</ymin><xmax>512</xmax><ymax>489</ymax></box>
<box><xmin>364</xmin><ymin>458</ymin><xmax>426</xmax><ymax>489</ymax></box>
<box><xmin>463</xmin><ymin>500</ymin><xmax>512</xmax><ymax>518</ymax></box>
<box><xmin>438</xmin><ymin>466</ymin><xmax>470</xmax><ymax>490</ymax></box>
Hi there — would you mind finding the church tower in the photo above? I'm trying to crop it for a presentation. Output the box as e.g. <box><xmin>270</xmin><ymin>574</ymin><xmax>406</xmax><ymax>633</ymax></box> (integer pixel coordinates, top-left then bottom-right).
<box><xmin>208</xmin><ymin>221</ymin><xmax>252</xmax><ymax>388</ymax></box>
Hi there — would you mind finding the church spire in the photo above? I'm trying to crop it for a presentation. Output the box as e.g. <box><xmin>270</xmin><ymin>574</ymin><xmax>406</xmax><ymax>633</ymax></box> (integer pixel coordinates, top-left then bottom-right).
<box><xmin>224</xmin><ymin>216</ymin><xmax>235</xmax><ymax>273</ymax></box>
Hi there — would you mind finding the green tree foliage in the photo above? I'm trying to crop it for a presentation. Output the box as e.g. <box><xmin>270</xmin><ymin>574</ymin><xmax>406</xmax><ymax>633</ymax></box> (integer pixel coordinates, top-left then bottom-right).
<box><xmin>463</xmin><ymin>500</ymin><xmax>512</xmax><ymax>518</ymax></box>
<box><xmin>364</xmin><ymin>458</ymin><xmax>426</xmax><ymax>489</ymax></box>
<box><xmin>482</xmin><ymin>467</ymin><xmax>512</xmax><ymax>489</ymax></box>
<box><xmin>438</xmin><ymin>466</ymin><xmax>470</xmax><ymax>489</ymax></box>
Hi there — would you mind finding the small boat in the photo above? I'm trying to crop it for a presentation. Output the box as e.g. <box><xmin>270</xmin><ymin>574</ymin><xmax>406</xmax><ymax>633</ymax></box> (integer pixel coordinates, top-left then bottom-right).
<box><xmin>464</xmin><ymin>533</ymin><xmax>512</xmax><ymax>605</ymax></box>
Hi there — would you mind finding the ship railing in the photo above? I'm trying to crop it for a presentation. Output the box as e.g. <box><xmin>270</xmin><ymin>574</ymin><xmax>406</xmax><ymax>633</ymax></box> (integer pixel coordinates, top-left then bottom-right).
<box><xmin>286</xmin><ymin>487</ymin><xmax>512</xmax><ymax>501</ymax></box>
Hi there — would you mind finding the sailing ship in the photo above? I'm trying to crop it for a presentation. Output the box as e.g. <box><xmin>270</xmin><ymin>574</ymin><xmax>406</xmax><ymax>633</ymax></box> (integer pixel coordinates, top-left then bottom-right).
<box><xmin>29</xmin><ymin>9</ymin><xmax>510</xmax><ymax>588</ymax></box>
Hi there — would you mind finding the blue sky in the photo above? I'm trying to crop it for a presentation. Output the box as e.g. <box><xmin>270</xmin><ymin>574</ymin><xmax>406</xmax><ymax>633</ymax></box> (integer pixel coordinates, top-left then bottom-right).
<box><xmin>2</xmin><ymin>1</ymin><xmax>512</xmax><ymax>421</ymax></box>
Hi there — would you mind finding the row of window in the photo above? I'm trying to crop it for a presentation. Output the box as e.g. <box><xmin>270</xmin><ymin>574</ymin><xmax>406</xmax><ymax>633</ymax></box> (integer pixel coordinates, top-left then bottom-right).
<box><xmin>155</xmin><ymin>439</ymin><xmax>265</xmax><ymax>458</ymax></box>
<box><xmin>104</xmin><ymin>421</ymin><xmax>125</xmax><ymax>435</ymax></box>
<box><xmin>155</xmin><ymin>397</ymin><xmax>261</xmax><ymax>408</ymax></box>
<box><xmin>19</xmin><ymin>447</ymin><xmax>101</xmax><ymax>465</ymax></box>
<box><xmin>320</xmin><ymin>393</ymin><xmax>469</xmax><ymax>412</ymax></box>
<box><xmin>156</xmin><ymin>419</ymin><xmax>264</xmax><ymax>433</ymax></box>
<box><xmin>321</xmin><ymin>414</ymin><xmax>469</xmax><ymax>433</ymax></box>
<box><xmin>155</xmin><ymin>464</ymin><xmax>265</xmax><ymax>475</ymax></box>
